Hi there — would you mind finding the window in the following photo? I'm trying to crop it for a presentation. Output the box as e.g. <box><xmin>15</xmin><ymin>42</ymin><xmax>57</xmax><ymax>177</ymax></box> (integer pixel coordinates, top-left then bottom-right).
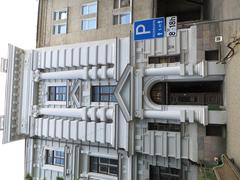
<box><xmin>45</xmin><ymin>149</ymin><xmax>65</xmax><ymax>167</ymax></box>
<box><xmin>149</xmin><ymin>55</ymin><xmax>180</xmax><ymax>64</ymax></box>
<box><xmin>82</xmin><ymin>2</ymin><xmax>97</xmax><ymax>15</ymax></box>
<box><xmin>148</xmin><ymin>123</ymin><xmax>181</xmax><ymax>132</ymax></box>
<box><xmin>206</xmin><ymin>125</ymin><xmax>224</xmax><ymax>136</ymax></box>
<box><xmin>113</xmin><ymin>13</ymin><xmax>131</xmax><ymax>25</ymax></box>
<box><xmin>90</xmin><ymin>156</ymin><xmax>118</xmax><ymax>176</ymax></box>
<box><xmin>54</xmin><ymin>10</ymin><xmax>67</xmax><ymax>20</ymax></box>
<box><xmin>82</xmin><ymin>18</ymin><xmax>97</xmax><ymax>30</ymax></box>
<box><xmin>150</xmin><ymin>165</ymin><xmax>181</xmax><ymax>180</ymax></box>
<box><xmin>205</xmin><ymin>50</ymin><xmax>219</xmax><ymax>61</ymax></box>
<box><xmin>48</xmin><ymin>86</ymin><xmax>67</xmax><ymax>101</ymax></box>
<box><xmin>53</xmin><ymin>9</ymin><xmax>68</xmax><ymax>35</ymax></box>
<box><xmin>114</xmin><ymin>0</ymin><xmax>130</xmax><ymax>9</ymax></box>
<box><xmin>91</xmin><ymin>86</ymin><xmax>117</xmax><ymax>102</ymax></box>
<box><xmin>53</xmin><ymin>24</ymin><xmax>67</xmax><ymax>35</ymax></box>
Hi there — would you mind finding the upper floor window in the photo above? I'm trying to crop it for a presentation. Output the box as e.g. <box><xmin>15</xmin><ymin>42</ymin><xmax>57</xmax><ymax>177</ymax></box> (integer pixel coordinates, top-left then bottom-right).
<box><xmin>90</xmin><ymin>156</ymin><xmax>119</xmax><ymax>176</ymax></box>
<box><xmin>82</xmin><ymin>2</ymin><xmax>97</xmax><ymax>15</ymax></box>
<box><xmin>82</xmin><ymin>18</ymin><xmax>97</xmax><ymax>30</ymax></box>
<box><xmin>54</xmin><ymin>10</ymin><xmax>67</xmax><ymax>20</ymax></box>
<box><xmin>45</xmin><ymin>149</ymin><xmax>65</xmax><ymax>167</ymax></box>
<box><xmin>148</xmin><ymin>123</ymin><xmax>181</xmax><ymax>132</ymax></box>
<box><xmin>48</xmin><ymin>86</ymin><xmax>67</xmax><ymax>101</ymax></box>
<box><xmin>53</xmin><ymin>9</ymin><xmax>68</xmax><ymax>35</ymax></box>
<box><xmin>91</xmin><ymin>85</ymin><xmax>117</xmax><ymax>102</ymax></box>
<box><xmin>113</xmin><ymin>12</ymin><xmax>131</xmax><ymax>25</ymax></box>
<box><xmin>114</xmin><ymin>0</ymin><xmax>130</xmax><ymax>9</ymax></box>
<box><xmin>149</xmin><ymin>55</ymin><xmax>180</xmax><ymax>64</ymax></box>
<box><xmin>53</xmin><ymin>24</ymin><xmax>67</xmax><ymax>35</ymax></box>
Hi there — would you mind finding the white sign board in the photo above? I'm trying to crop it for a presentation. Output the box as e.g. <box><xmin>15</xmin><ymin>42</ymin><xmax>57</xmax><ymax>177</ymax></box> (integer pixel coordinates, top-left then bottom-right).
<box><xmin>166</xmin><ymin>16</ymin><xmax>177</xmax><ymax>37</ymax></box>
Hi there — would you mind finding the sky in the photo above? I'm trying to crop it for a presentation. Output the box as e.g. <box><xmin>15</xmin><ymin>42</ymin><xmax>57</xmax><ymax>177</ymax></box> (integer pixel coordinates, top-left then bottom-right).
<box><xmin>0</xmin><ymin>0</ymin><xmax>38</xmax><ymax>179</ymax></box>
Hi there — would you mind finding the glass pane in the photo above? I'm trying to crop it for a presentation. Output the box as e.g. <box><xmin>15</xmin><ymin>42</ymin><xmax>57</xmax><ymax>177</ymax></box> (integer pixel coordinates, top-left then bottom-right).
<box><xmin>89</xmin><ymin>4</ymin><xmax>97</xmax><ymax>14</ymax></box>
<box><xmin>109</xmin><ymin>166</ymin><xmax>118</xmax><ymax>175</ymax></box>
<box><xmin>82</xmin><ymin>20</ymin><xmax>88</xmax><ymax>30</ymax></box>
<box><xmin>99</xmin><ymin>165</ymin><xmax>108</xmax><ymax>174</ymax></box>
<box><xmin>92</xmin><ymin>86</ymin><xmax>99</xmax><ymax>102</ymax></box>
<box><xmin>114</xmin><ymin>0</ymin><xmax>119</xmax><ymax>9</ymax></box>
<box><xmin>100</xmin><ymin>95</ymin><xmax>109</xmax><ymax>102</ymax></box>
<box><xmin>53</xmin><ymin>12</ymin><xmax>58</xmax><ymax>20</ymax></box>
<box><xmin>120</xmin><ymin>0</ymin><xmax>130</xmax><ymax>7</ymax></box>
<box><xmin>113</xmin><ymin>15</ymin><xmax>119</xmax><ymax>25</ymax></box>
<box><xmin>59</xmin><ymin>24</ymin><xmax>67</xmax><ymax>34</ymax></box>
<box><xmin>109</xmin><ymin>86</ymin><xmax>114</xmax><ymax>92</ymax></box>
<box><xmin>110</xmin><ymin>159</ymin><xmax>118</xmax><ymax>165</ymax></box>
<box><xmin>82</xmin><ymin>6</ymin><xmax>88</xmax><ymax>15</ymax></box>
<box><xmin>100</xmin><ymin>157</ymin><xmax>109</xmax><ymax>164</ymax></box>
<box><xmin>59</xmin><ymin>11</ymin><xmax>67</xmax><ymax>20</ymax></box>
<box><xmin>100</xmin><ymin>86</ymin><xmax>110</xmax><ymax>94</ymax></box>
<box><xmin>120</xmin><ymin>13</ymin><xmax>130</xmax><ymax>24</ymax></box>
<box><xmin>110</xmin><ymin>95</ymin><xmax>117</xmax><ymax>102</ymax></box>
<box><xmin>88</xmin><ymin>19</ymin><xmax>96</xmax><ymax>29</ymax></box>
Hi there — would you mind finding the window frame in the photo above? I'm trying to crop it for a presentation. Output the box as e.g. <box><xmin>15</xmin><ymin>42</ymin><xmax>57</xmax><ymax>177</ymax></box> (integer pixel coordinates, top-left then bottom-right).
<box><xmin>44</xmin><ymin>82</ymin><xmax>67</xmax><ymax>105</ymax></box>
<box><xmin>53</xmin><ymin>10</ymin><xmax>68</xmax><ymax>20</ymax></box>
<box><xmin>52</xmin><ymin>8</ymin><xmax>68</xmax><ymax>35</ymax></box>
<box><xmin>114</xmin><ymin>0</ymin><xmax>131</xmax><ymax>9</ymax></box>
<box><xmin>113</xmin><ymin>11</ymin><xmax>131</xmax><ymax>25</ymax></box>
<box><xmin>43</xmin><ymin>147</ymin><xmax>65</xmax><ymax>172</ymax></box>
<box><xmin>53</xmin><ymin>23</ymin><xmax>67</xmax><ymax>35</ymax></box>
<box><xmin>81</xmin><ymin>17</ymin><xmax>97</xmax><ymax>31</ymax></box>
<box><xmin>91</xmin><ymin>85</ymin><xmax>117</xmax><ymax>103</ymax></box>
<box><xmin>89</xmin><ymin>156</ymin><xmax>119</xmax><ymax>177</ymax></box>
<box><xmin>82</xmin><ymin>2</ymin><xmax>98</xmax><ymax>16</ymax></box>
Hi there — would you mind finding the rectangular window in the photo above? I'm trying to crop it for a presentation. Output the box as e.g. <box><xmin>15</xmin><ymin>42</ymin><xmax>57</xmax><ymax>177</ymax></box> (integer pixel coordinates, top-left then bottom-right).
<box><xmin>206</xmin><ymin>125</ymin><xmax>224</xmax><ymax>136</ymax></box>
<box><xmin>48</xmin><ymin>86</ymin><xmax>67</xmax><ymax>101</ymax></box>
<box><xmin>82</xmin><ymin>18</ymin><xmax>97</xmax><ymax>30</ymax></box>
<box><xmin>149</xmin><ymin>55</ymin><xmax>180</xmax><ymax>64</ymax></box>
<box><xmin>90</xmin><ymin>156</ymin><xmax>118</xmax><ymax>176</ymax></box>
<box><xmin>150</xmin><ymin>165</ymin><xmax>181</xmax><ymax>180</ymax></box>
<box><xmin>91</xmin><ymin>85</ymin><xmax>117</xmax><ymax>102</ymax></box>
<box><xmin>53</xmin><ymin>24</ymin><xmax>67</xmax><ymax>35</ymax></box>
<box><xmin>54</xmin><ymin>10</ymin><xmax>67</xmax><ymax>20</ymax></box>
<box><xmin>82</xmin><ymin>2</ymin><xmax>97</xmax><ymax>15</ymax></box>
<box><xmin>53</xmin><ymin>9</ymin><xmax>68</xmax><ymax>35</ymax></box>
<box><xmin>113</xmin><ymin>12</ymin><xmax>131</xmax><ymax>25</ymax></box>
<box><xmin>205</xmin><ymin>50</ymin><xmax>219</xmax><ymax>61</ymax></box>
<box><xmin>148</xmin><ymin>123</ymin><xmax>181</xmax><ymax>132</ymax></box>
<box><xmin>45</xmin><ymin>149</ymin><xmax>65</xmax><ymax>167</ymax></box>
<box><xmin>114</xmin><ymin>0</ymin><xmax>130</xmax><ymax>9</ymax></box>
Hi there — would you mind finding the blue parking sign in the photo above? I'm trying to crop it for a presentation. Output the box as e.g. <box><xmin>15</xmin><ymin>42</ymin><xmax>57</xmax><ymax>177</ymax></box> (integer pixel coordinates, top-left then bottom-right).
<box><xmin>134</xmin><ymin>17</ymin><xmax>165</xmax><ymax>41</ymax></box>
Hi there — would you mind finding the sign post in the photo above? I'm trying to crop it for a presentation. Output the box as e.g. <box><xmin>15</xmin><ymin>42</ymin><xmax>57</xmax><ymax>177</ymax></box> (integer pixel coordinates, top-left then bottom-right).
<box><xmin>134</xmin><ymin>17</ymin><xmax>165</xmax><ymax>41</ymax></box>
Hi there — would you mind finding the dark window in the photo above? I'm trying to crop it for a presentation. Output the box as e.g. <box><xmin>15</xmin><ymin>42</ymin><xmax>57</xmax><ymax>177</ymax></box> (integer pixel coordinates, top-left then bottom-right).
<box><xmin>206</xmin><ymin>125</ymin><xmax>223</xmax><ymax>136</ymax></box>
<box><xmin>150</xmin><ymin>82</ymin><xmax>166</xmax><ymax>105</ymax></box>
<box><xmin>150</xmin><ymin>165</ymin><xmax>181</xmax><ymax>180</ymax></box>
<box><xmin>90</xmin><ymin>156</ymin><xmax>118</xmax><ymax>176</ymax></box>
<box><xmin>149</xmin><ymin>55</ymin><xmax>180</xmax><ymax>64</ymax></box>
<box><xmin>45</xmin><ymin>149</ymin><xmax>65</xmax><ymax>167</ymax></box>
<box><xmin>48</xmin><ymin>86</ymin><xmax>67</xmax><ymax>101</ymax></box>
<box><xmin>91</xmin><ymin>86</ymin><xmax>117</xmax><ymax>102</ymax></box>
<box><xmin>148</xmin><ymin>123</ymin><xmax>181</xmax><ymax>132</ymax></box>
<box><xmin>156</xmin><ymin>0</ymin><xmax>204</xmax><ymax>22</ymax></box>
<box><xmin>205</xmin><ymin>50</ymin><xmax>219</xmax><ymax>61</ymax></box>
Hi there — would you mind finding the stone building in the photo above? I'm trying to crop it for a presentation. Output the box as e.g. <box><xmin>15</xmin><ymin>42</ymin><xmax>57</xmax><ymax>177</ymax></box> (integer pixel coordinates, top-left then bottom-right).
<box><xmin>1</xmin><ymin>0</ymin><xmax>231</xmax><ymax>179</ymax></box>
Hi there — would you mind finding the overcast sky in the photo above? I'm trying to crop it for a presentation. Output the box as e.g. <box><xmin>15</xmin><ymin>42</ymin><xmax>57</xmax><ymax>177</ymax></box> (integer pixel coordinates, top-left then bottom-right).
<box><xmin>0</xmin><ymin>0</ymin><xmax>38</xmax><ymax>179</ymax></box>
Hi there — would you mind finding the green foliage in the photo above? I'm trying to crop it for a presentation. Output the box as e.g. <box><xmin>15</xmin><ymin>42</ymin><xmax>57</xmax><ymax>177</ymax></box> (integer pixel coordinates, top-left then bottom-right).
<box><xmin>56</xmin><ymin>177</ymin><xmax>64</xmax><ymax>180</ymax></box>
<box><xmin>25</xmin><ymin>173</ymin><xmax>33</xmax><ymax>180</ymax></box>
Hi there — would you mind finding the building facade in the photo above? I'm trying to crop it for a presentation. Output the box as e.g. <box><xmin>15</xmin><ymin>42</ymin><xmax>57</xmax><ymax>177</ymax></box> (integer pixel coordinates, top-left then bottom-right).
<box><xmin>1</xmin><ymin>0</ymin><xmax>229</xmax><ymax>180</ymax></box>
